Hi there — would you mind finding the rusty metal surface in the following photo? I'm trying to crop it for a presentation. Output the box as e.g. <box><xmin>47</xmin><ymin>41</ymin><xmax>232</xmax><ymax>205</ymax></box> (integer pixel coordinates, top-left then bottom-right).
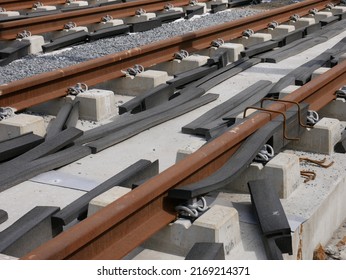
<box><xmin>0</xmin><ymin>0</ymin><xmax>340</xmax><ymax>111</ymax></box>
<box><xmin>0</xmin><ymin>0</ymin><xmax>205</xmax><ymax>40</ymax></box>
<box><xmin>0</xmin><ymin>0</ymin><xmax>66</xmax><ymax>11</ymax></box>
<box><xmin>20</xmin><ymin>59</ymin><xmax>346</xmax><ymax>260</ymax></box>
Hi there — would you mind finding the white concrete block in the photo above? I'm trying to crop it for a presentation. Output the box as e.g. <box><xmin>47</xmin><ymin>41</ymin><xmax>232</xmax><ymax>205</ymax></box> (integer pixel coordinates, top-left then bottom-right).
<box><xmin>112</xmin><ymin>70</ymin><xmax>170</xmax><ymax>96</ymax></box>
<box><xmin>132</xmin><ymin>248</ymin><xmax>184</xmax><ymax>260</ymax></box>
<box><xmin>75</xmin><ymin>89</ymin><xmax>116</xmax><ymax>121</ymax></box>
<box><xmin>176</xmin><ymin>140</ymin><xmax>205</xmax><ymax>162</ymax></box>
<box><xmin>209</xmin><ymin>43</ymin><xmax>244</xmax><ymax>63</ymax></box>
<box><xmin>21</xmin><ymin>35</ymin><xmax>45</xmax><ymax>54</ymax></box>
<box><xmin>52</xmin><ymin>26</ymin><xmax>89</xmax><ymax>40</ymax></box>
<box><xmin>290</xmin><ymin>17</ymin><xmax>316</xmax><ymax>29</ymax></box>
<box><xmin>0</xmin><ymin>114</ymin><xmax>46</xmax><ymax>141</ymax></box>
<box><xmin>235</xmin><ymin>33</ymin><xmax>272</xmax><ymax>48</ymax></box>
<box><xmin>92</xmin><ymin>19</ymin><xmax>124</xmax><ymax>31</ymax></box>
<box><xmin>311</xmin><ymin>67</ymin><xmax>330</xmax><ymax>80</ymax></box>
<box><xmin>313</xmin><ymin>11</ymin><xmax>333</xmax><ymax>22</ymax></box>
<box><xmin>318</xmin><ymin>98</ymin><xmax>346</xmax><ymax>122</ymax></box>
<box><xmin>171</xmin><ymin>55</ymin><xmax>210</xmax><ymax>75</ymax></box>
<box><xmin>268</xmin><ymin>24</ymin><xmax>295</xmax><ymax>38</ymax></box>
<box><xmin>124</xmin><ymin>13</ymin><xmax>156</xmax><ymax>24</ymax></box>
<box><xmin>0</xmin><ymin>11</ymin><xmax>20</xmax><ymax>18</ymax></box>
<box><xmin>88</xmin><ymin>186</ymin><xmax>131</xmax><ymax>217</ymax></box>
<box><xmin>64</xmin><ymin>1</ymin><xmax>88</xmax><ymax>7</ymax></box>
<box><xmin>227</xmin><ymin>153</ymin><xmax>300</xmax><ymax>198</ymax></box>
<box><xmin>331</xmin><ymin>6</ymin><xmax>346</xmax><ymax>15</ymax></box>
<box><xmin>144</xmin><ymin>205</ymin><xmax>241</xmax><ymax>256</ymax></box>
<box><xmin>32</xmin><ymin>6</ymin><xmax>57</xmax><ymax>12</ymax></box>
<box><xmin>279</xmin><ymin>85</ymin><xmax>301</xmax><ymax>99</ymax></box>
<box><xmin>287</xmin><ymin>117</ymin><xmax>342</xmax><ymax>155</ymax></box>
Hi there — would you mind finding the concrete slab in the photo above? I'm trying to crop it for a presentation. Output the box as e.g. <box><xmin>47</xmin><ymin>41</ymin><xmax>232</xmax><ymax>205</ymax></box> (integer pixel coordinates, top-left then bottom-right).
<box><xmin>224</xmin><ymin>152</ymin><xmax>301</xmax><ymax>199</ymax></box>
<box><xmin>92</xmin><ymin>19</ymin><xmax>124</xmax><ymax>32</ymax></box>
<box><xmin>311</xmin><ymin>67</ymin><xmax>330</xmax><ymax>80</ymax></box>
<box><xmin>132</xmin><ymin>248</ymin><xmax>184</xmax><ymax>260</ymax></box>
<box><xmin>234</xmin><ymin>33</ymin><xmax>272</xmax><ymax>48</ymax></box>
<box><xmin>268</xmin><ymin>24</ymin><xmax>295</xmax><ymax>38</ymax></box>
<box><xmin>64</xmin><ymin>1</ymin><xmax>88</xmax><ymax>7</ymax></box>
<box><xmin>290</xmin><ymin>17</ymin><xmax>316</xmax><ymax>29</ymax></box>
<box><xmin>0</xmin><ymin>253</ymin><xmax>17</xmax><ymax>260</ymax></box>
<box><xmin>144</xmin><ymin>205</ymin><xmax>241</xmax><ymax>256</ymax></box>
<box><xmin>287</xmin><ymin>117</ymin><xmax>343</xmax><ymax>155</ymax></box>
<box><xmin>52</xmin><ymin>26</ymin><xmax>89</xmax><ymax>40</ymax></box>
<box><xmin>110</xmin><ymin>70</ymin><xmax>170</xmax><ymax>96</ymax></box>
<box><xmin>124</xmin><ymin>13</ymin><xmax>156</xmax><ymax>24</ymax></box>
<box><xmin>176</xmin><ymin>140</ymin><xmax>205</xmax><ymax>162</ymax></box>
<box><xmin>318</xmin><ymin>98</ymin><xmax>346</xmax><ymax>122</ymax></box>
<box><xmin>21</xmin><ymin>35</ymin><xmax>45</xmax><ymax>54</ymax></box>
<box><xmin>0</xmin><ymin>11</ymin><xmax>20</xmax><ymax>18</ymax></box>
<box><xmin>171</xmin><ymin>55</ymin><xmax>210</xmax><ymax>75</ymax></box>
<box><xmin>75</xmin><ymin>88</ymin><xmax>116</xmax><ymax>121</ymax></box>
<box><xmin>313</xmin><ymin>11</ymin><xmax>333</xmax><ymax>22</ymax></box>
<box><xmin>87</xmin><ymin>186</ymin><xmax>131</xmax><ymax>217</ymax></box>
<box><xmin>32</xmin><ymin>6</ymin><xmax>57</xmax><ymax>12</ymax></box>
<box><xmin>331</xmin><ymin>5</ymin><xmax>346</xmax><ymax>15</ymax></box>
<box><xmin>279</xmin><ymin>85</ymin><xmax>301</xmax><ymax>99</ymax></box>
<box><xmin>0</xmin><ymin>114</ymin><xmax>46</xmax><ymax>141</ymax></box>
<box><xmin>209</xmin><ymin>43</ymin><xmax>244</xmax><ymax>63</ymax></box>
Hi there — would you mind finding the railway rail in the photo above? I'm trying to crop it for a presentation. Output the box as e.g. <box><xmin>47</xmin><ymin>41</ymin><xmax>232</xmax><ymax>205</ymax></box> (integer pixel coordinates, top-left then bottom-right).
<box><xmin>0</xmin><ymin>0</ymin><xmax>340</xmax><ymax>110</ymax></box>
<box><xmin>0</xmin><ymin>0</ymin><xmax>345</xmax><ymax>260</ymax></box>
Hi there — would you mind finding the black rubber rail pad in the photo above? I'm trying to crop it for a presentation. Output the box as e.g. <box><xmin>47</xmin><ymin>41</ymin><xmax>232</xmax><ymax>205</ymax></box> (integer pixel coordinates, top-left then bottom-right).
<box><xmin>0</xmin><ymin>145</ymin><xmax>91</xmax><ymax>193</ymax></box>
<box><xmin>228</xmin><ymin>0</ymin><xmax>252</xmax><ymax>7</ymax></box>
<box><xmin>0</xmin><ymin>209</ymin><xmax>8</xmax><ymax>225</ymax></box>
<box><xmin>42</xmin><ymin>30</ymin><xmax>89</xmax><ymax>53</ymax></box>
<box><xmin>88</xmin><ymin>24</ymin><xmax>130</xmax><ymax>42</ymax></box>
<box><xmin>4</xmin><ymin>127</ymin><xmax>83</xmax><ymax>165</ymax></box>
<box><xmin>241</xmin><ymin>40</ymin><xmax>280</xmax><ymax>58</ymax></box>
<box><xmin>169</xmin><ymin>107</ymin><xmax>302</xmax><ymax>199</ymax></box>
<box><xmin>185</xmin><ymin>242</ymin><xmax>225</xmax><ymax>260</ymax></box>
<box><xmin>192</xmin><ymin>58</ymin><xmax>261</xmax><ymax>92</ymax></box>
<box><xmin>248</xmin><ymin>180</ymin><xmax>292</xmax><ymax>259</ymax></box>
<box><xmin>306</xmin><ymin>19</ymin><xmax>346</xmax><ymax>40</ymax></box>
<box><xmin>211</xmin><ymin>3</ymin><xmax>228</xmax><ymax>13</ymax></box>
<box><xmin>185</xmin><ymin>5</ymin><xmax>204</xmax><ymax>19</ymax></box>
<box><xmin>118</xmin><ymin>83</ymin><xmax>175</xmax><ymax>114</ymax></box>
<box><xmin>182</xmin><ymin>80</ymin><xmax>272</xmax><ymax>135</ymax></box>
<box><xmin>130</xmin><ymin>19</ymin><xmax>162</xmax><ymax>33</ymax></box>
<box><xmin>320</xmin><ymin>15</ymin><xmax>340</xmax><ymax>27</ymax></box>
<box><xmin>0</xmin><ymin>206</ymin><xmax>61</xmax><ymax>257</ymax></box>
<box><xmin>87</xmin><ymin>93</ymin><xmax>218</xmax><ymax>153</ymax></box>
<box><xmin>154</xmin><ymin>11</ymin><xmax>185</xmax><ymax>23</ymax></box>
<box><xmin>0</xmin><ymin>132</ymin><xmax>44</xmax><ymax>163</ymax></box>
<box><xmin>65</xmin><ymin>101</ymin><xmax>80</xmax><ymax>128</ymax></box>
<box><xmin>52</xmin><ymin>159</ymin><xmax>159</xmax><ymax>226</ymax></box>
<box><xmin>0</xmin><ymin>40</ymin><xmax>31</xmax><ymax>66</ymax></box>
<box><xmin>45</xmin><ymin>102</ymin><xmax>74</xmax><ymax>140</ymax></box>
<box><xmin>259</xmin><ymin>36</ymin><xmax>328</xmax><ymax>63</ymax></box>
<box><xmin>75</xmin><ymin>86</ymin><xmax>206</xmax><ymax>145</ymax></box>
<box><xmin>272</xmin><ymin>27</ymin><xmax>305</xmax><ymax>47</ymax></box>
<box><xmin>167</xmin><ymin>65</ymin><xmax>218</xmax><ymax>88</ymax></box>
<box><xmin>294</xmin><ymin>51</ymin><xmax>332</xmax><ymax>85</ymax></box>
<box><xmin>334</xmin><ymin>129</ymin><xmax>346</xmax><ymax>153</ymax></box>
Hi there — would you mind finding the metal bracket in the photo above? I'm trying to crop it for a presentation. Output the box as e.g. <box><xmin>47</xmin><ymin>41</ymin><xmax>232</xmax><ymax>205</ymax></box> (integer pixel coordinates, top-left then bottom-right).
<box><xmin>309</xmin><ymin>8</ymin><xmax>319</xmax><ymax>16</ymax></box>
<box><xmin>300</xmin><ymin>170</ymin><xmax>316</xmax><ymax>183</ymax></box>
<box><xmin>299</xmin><ymin>157</ymin><xmax>334</xmax><ymax>168</ymax></box>
<box><xmin>122</xmin><ymin>64</ymin><xmax>144</xmax><ymax>76</ymax></box>
<box><xmin>32</xmin><ymin>2</ymin><xmax>44</xmax><ymax>9</ymax></box>
<box><xmin>254</xmin><ymin>144</ymin><xmax>274</xmax><ymax>163</ymax></box>
<box><xmin>267</xmin><ymin>21</ymin><xmax>279</xmax><ymax>30</ymax></box>
<box><xmin>175</xmin><ymin>197</ymin><xmax>209</xmax><ymax>220</ymax></box>
<box><xmin>16</xmin><ymin>30</ymin><xmax>32</xmax><ymax>39</ymax></box>
<box><xmin>64</xmin><ymin>22</ymin><xmax>77</xmax><ymax>30</ymax></box>
<box><xmin>135</xmin><ymin>8</ymin><xmax>146</xmax><ymax>15</ymax></box>
<box><xmin>243</xmin><ymin>106</ymin><xmax>300</xmax><ymax>141</ymax></box>
<box><xmin>242</xmin><ymin>29</ymin><xmax>254</xmax><ymax>39</ymax></box>
<box><xmin>0</xmin><ymin>107</ymin><xmax>14</xmax><ymax>120</ymax></box>
<box><xmin>67</xmin><ymin>83</ymin><xmax>88</xmax><ymax>96</ymax></box>
<box><xmin>260</xmin><ymin>98</ymin><xmax>314</xmax><ymax>129</ymax></box>
<box><xmin>174</xmin><ymin>49</ymin><xmax>189</xmax><ymax>60</ymax></box>
<box><xmin>164</xmin><ymin>3</ymin><xmax>174</xmax><ymax>11</ymax></box>
<box><xmin>101</xmin><ymin>15</ymin><xmax>113</xmax><ymax>23</ymax></box>
<box><xmin>290</xmin><ymin>14</ymin><xmax>300</xmax><ymax>22</ymax></box>
<box><xmin>210</xmin><ymin>38</ymin><xmax>224</xmax><ymax>48</ymax></box>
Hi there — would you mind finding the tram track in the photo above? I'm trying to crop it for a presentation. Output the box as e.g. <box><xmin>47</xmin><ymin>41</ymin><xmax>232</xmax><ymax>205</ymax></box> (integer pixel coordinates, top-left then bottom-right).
<box><xmin>0</xmin><ymin>0</ymin><xmax>345</xmax><ymax>260</ymax></box>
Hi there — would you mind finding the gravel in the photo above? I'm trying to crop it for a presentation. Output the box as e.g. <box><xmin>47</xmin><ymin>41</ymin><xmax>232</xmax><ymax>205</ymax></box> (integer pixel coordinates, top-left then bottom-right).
<box><xmin>0</xmin><ymin>9</ymin><xmax>265</xmax><ymax>85</ymax></box>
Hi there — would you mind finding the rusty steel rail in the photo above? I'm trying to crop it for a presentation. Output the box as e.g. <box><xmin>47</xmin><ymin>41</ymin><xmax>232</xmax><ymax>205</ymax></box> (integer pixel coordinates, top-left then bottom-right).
<box><xmin>0</xmin><ymin>0</ymin><xmax>66</xmax><ymax>11</ymax></box>
<box><xmin>0</xmin><ymin>0</ymin><xmax>340</xmax><ymax>111</ymax></box>
<box><xmin>21</xmin><ymin>60</ymin><xmax>346</xmax><ymax>260</ymax></box>
<box><xmin>0</xmin><ymin>0</ymin><xmax>208</xmax><ymax>40</ymax></box>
